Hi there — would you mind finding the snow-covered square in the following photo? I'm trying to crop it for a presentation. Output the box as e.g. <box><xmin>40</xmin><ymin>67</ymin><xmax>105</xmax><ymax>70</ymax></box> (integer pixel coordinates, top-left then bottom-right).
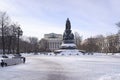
<box><xmin>0</xmin><ymin>54</ymin><xmax>120</xmax><ymax>80</ymax></box>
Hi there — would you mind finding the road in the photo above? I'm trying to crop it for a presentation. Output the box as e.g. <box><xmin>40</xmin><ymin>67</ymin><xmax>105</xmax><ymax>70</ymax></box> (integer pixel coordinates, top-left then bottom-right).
<box><xmin>0</xmin><ymin>54</ymin><xmax>120</xmax><ymax>80</ymax></box>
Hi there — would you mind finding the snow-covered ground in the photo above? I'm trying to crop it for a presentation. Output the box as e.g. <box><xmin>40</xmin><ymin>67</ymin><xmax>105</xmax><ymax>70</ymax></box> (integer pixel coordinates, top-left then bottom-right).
<box><xmin>0</xmin><ymin>53</ymin><xmax>120</xmax><ymax>80</ymax></box>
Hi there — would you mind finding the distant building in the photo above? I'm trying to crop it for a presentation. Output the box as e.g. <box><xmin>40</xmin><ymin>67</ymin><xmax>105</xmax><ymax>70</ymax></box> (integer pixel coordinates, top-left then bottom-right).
<box><xmin>43</xmin><ymin>33</ymin><xmax>62</xmax><ymax>51</ymax></box>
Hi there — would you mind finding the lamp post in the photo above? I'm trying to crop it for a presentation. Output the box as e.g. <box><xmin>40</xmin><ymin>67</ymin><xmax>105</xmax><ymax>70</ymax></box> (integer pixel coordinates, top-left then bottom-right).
<box><xmin>16</xmin><ymin>27</ymin><xmax>23</xmax><ymax>56</ymax></box>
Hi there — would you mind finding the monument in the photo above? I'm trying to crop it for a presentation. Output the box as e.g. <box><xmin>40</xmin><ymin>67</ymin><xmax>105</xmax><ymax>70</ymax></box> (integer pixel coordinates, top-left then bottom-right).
<box><xmin>54</xmin><ymin>18</ymin><xmax>82</xmax><ymax>55</ymax></box>
<box><xmin>61</xmin><ymin>18</ymin><xmax>77</xmax><ymax>49</ymax></box>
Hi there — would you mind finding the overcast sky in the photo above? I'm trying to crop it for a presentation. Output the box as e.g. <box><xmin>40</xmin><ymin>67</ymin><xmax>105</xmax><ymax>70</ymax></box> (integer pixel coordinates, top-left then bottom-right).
<box><xmin>0</xmin><ymin>0</ymin><xmax>120</xmax><ymax>40</ymax></box>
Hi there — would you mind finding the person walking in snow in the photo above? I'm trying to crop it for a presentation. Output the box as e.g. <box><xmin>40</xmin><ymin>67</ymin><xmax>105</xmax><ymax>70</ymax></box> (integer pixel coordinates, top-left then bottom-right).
<box><xmin>1</xmin><ymin>60</ymin><xmax>4</xmax><ymax>67</ymax></box>
<box><xmin>23</xmin><ymin>57</ymin><xmax>26</xmax><ymax>63</ymax></box>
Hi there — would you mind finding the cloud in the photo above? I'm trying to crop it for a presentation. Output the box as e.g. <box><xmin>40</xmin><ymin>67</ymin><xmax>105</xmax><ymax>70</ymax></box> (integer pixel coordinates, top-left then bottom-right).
<box><xmin>0</xmin><ymin>0</ymin><xmax>119</xmax><ymax>40</ymax></box>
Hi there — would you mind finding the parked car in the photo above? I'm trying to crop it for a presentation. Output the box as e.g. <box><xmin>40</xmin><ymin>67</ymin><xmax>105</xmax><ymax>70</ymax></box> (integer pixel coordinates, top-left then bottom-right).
<box><xmin>0</xmin><ymin>56</ymin><xmax>23</xmax><ymax>67</ymax></box>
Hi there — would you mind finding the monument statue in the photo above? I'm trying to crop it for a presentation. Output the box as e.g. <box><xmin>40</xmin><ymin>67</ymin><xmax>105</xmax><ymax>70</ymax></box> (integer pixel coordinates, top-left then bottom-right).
<box><xmin>63</xmin><ymin>18</ymin><xmax>74</xmax><ymax>43</ymax></box>
<box><xmin>54</xmin><ymin>18</ymin><xmax>82</xmax><ymax>55</ymax></box>
<box><xmin>66</xmin><ymin>18</ymin><xmax>71</xmax><ymax>30</ymax></box>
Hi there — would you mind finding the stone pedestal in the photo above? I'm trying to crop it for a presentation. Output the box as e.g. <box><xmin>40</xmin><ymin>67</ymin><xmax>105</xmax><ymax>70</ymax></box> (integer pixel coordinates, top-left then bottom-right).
<box><xmin>60</xmin><ymin>43</ymin><xmax>76</xmax><ymax>49</ymax></box>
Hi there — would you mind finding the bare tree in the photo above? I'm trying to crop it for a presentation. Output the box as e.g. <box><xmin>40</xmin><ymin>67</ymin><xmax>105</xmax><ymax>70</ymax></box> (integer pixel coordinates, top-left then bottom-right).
<box><xmin>39</xmin><ymin>39</ymin><xmax>48</xmax><ymax>52</ymax></box>
<box><xmin>82</xmin><ymin>37</ymin><xmax>99</xmax><ymax>54</ymax></box>
<box><xmin>95</xmin><ymin>35</ymin><xmax>105</xmax><ymax>53</ymax></box>
<box><xmin>116</xmin><ymin>22</ymin><xmax>120</xmax><ymax>52</ymax></box>
<box><xmin>10</xmin><ymin>24</ymin><xmax>18</xmax><ymax>54</ymax></box>
<box><xmin>6</xmin><ymin>23</ymin><xmax>19</xmax><ymax>54</ymax></box>
<box><xmin>19</xmin><ymin>39</ymin><xmax>31</xmax><ymax>53</ymax></box>
<box><xmin>116</xmin><ymin>22</ymin><xmax>120</xmax><ymax>35</ymax></box>
<box><xmin>106</xmin><ymin>34</ymin><xmax>119</xmax><ymax>53</ymax></box>
<box><xmin>16</xmin><ymin>26</ymin><xmax>23</xmax><ymax>56</ymax></box>
<box><xmin>74</xmin><ymin>32</ymin><xmax>82</xmax><ymax>49</ymax></box>
<box><xmin>5</xmin><ymin>26</ymin><xmax>12</xmax><ymax>54</ymax></box>
<box><xmin>0</xmin><ymin>11</ymin><xmax>10</xmax><ymax>55</ymax></box>
<box><xmin>0</xmin><ymin>11</ymin><xmax>24</xmax><ymax>56</ymax></box>
<box><xmin>29</xmin><ymin>37</ymin><xmax>39</xmax><ymax>53</ymax></box>
<box><xmin>116</xmin><ymin>22</ymin><xmax>120</xmax><ymax>29</ymax></box>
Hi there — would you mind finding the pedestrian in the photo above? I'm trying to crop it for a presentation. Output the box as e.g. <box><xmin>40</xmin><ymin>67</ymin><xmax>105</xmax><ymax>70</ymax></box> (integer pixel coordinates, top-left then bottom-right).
<box><xmin>23</xmin><ymin>57</ymin><xmax>26</xmax><ymax>63</ymax></box>
<box><xmin>1</xmin><ymin>60</ymin><xmax>4</xmax><ymax>67</ymax></box>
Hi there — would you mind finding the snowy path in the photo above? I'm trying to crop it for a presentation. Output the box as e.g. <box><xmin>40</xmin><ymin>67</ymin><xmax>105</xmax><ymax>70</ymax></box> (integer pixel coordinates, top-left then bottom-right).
<box><xmin>0</xmin><ymin>54</ymin><xmax>120</xmax><ymax>80</ymax></box>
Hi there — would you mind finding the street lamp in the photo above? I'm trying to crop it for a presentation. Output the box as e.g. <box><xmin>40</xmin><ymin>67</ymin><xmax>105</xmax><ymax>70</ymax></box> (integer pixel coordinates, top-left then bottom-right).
<box><xmin>16</xmin><ymin>27</ymin><xmax>23</xmax><ymax>57</ymax></box>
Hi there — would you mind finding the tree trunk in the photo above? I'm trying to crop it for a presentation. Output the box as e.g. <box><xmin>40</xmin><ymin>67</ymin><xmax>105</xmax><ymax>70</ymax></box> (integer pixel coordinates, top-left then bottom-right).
<box><xmin>1</xmin><ymin>21</ymin><xmax>5</xmax><ymax>55</ymax></box>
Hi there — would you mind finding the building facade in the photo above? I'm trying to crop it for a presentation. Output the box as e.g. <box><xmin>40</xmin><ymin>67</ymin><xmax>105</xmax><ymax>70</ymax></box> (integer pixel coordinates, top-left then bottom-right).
<box><xmin>44</xmin><ymin>33</ymin><xmax>62</xmax><ymax>51</ymax></box>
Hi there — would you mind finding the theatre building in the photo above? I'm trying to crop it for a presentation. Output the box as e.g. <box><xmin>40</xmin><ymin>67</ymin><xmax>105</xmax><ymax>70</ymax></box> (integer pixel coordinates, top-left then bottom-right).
<box><xmin>44</xmin><ymin>33</ymin><xmax>62</xmax><ymax>52</ymax></box>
